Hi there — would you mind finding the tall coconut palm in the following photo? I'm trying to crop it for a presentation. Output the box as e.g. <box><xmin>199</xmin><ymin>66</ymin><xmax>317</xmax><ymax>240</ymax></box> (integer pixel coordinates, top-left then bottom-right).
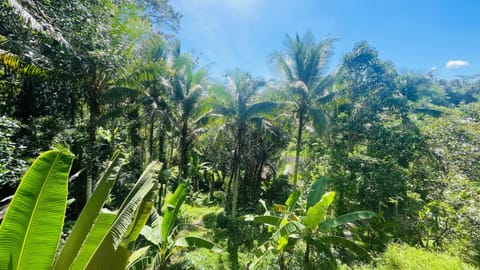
<box><xmin>209</xmin><ymin>69</ymin><xmax>284</xmax><ymax>217</ymax></box>
<box><xmin>272</xmin><ymin>32</ymin><xmax>335</xmax><ymax>190</ymax></box>
<box><xmin>170</xmin><ymin>54</ymin><xmax>208</xmax><ymax>183</ymax></box>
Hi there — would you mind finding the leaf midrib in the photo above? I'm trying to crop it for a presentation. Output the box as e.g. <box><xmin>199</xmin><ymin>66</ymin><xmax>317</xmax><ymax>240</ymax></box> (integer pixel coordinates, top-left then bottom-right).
<box><xmin>16</xmin><ymin>152</ymin><xmax>62</xmax><ymax>269</ymax></box>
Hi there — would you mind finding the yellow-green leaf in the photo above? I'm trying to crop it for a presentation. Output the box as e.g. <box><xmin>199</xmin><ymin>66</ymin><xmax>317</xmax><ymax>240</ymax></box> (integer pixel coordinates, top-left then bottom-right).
<box><xmin>0</xmin><ymin>150</ymin><xmax>74</xmax><ymax>270</ymax></box>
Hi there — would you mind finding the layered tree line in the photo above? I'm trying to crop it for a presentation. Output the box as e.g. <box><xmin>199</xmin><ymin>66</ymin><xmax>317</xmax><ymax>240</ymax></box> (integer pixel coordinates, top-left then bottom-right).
<box><xmin>0</xmin><ymin>1</ymin><xmax>479</xmax><ymax>269</ymax></box>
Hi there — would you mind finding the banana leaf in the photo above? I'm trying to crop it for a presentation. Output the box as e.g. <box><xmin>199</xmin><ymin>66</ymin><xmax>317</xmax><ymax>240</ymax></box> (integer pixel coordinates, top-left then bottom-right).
<box><xmin>0</xmin><ymin>150</ymin><xmax>74</xmax><ymax>270</ymax></box>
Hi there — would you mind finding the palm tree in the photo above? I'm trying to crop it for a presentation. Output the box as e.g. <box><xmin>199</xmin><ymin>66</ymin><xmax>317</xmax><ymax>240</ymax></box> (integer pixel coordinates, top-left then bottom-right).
<box><xmin>209</xmin><ymin>69</ymin><xmax>283</xmax><ymax>217</ymax></box>
<box><xmin>170</xmin><ymin>53</ymin><xmax>208</xmax><ymax>183</ymax></box>
<box><xmin>272</xmin><ymin>31</ymin><xmax>335</xmax><ymax>190</ymax></box>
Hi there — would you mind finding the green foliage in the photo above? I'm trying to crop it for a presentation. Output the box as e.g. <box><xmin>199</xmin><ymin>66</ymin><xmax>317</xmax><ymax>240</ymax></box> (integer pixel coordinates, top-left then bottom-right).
<box><xmin>53</xmin><ymin>151</ymin><xmax>123</xmax><ymax>270</ymax></box>
<box><xmin>139</xmin><ymin>184</ymin><xmax>216</xmax><ymax>269</ymax></box>
<box><xmin>0</xmin><ymin>116</ymin><xmax>27</xmax><ymax>194</ymax></box>
<box><xmin>0</xmin><ymin>149</ymin><xmax>163</xmax><ymax>270</ymax></box>
<box><xmin>365</xmin><ymin>244</ymin><xmax>477</xmax><ymax>270</ymax></box>
<box><xmin>248</xmin><ymin>177</ymin><xmax>375</xmax><ymax>269</ymax></box>
<box><xmin>2</xmin><ymin>0</ymin><xmax>480</xmax><ymax>267</ymax></box>
<box><xmin>272</xmin><ymin>31</ymin><xmax>336</xmax><ymax>189</ymax></box>
<box><xmin>0</xmin><ymin>150</ymin><xmax>74</xmax><ymax>270</ymax></box>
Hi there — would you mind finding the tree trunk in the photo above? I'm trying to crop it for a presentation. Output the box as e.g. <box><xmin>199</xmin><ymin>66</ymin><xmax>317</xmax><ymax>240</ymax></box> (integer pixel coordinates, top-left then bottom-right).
<box><xmin>178</xmin><ymin>119</ymin><xmax>189</xmax><ymax>182</ymax></box>
<box><xmin>231</xmin><ymin>125</ymin><xmax>244</xmax><ymax>218</ymax></box>
<box><xmin>148</xmin><ymin>114</ymin><xmax>155</xmax><ymax>162</ymax></box>
<box><xmin>158</xmin><ymin>124</ymin><xmax>166</xmax><ymax>165</ymax></box>
<box><xmin>293</xmin><ymin>111</ymin><xmax>305</xmax><ymax>190</ymax></box>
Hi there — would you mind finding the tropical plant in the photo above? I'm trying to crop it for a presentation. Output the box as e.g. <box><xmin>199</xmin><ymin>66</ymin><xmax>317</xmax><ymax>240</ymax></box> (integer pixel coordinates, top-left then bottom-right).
<box><xmin>247</xmin><ymin>176</ymin><xmax>375</xmax><ymax>269</ymax></box>
<box><xmin>0</xmin><ymin>149</ymin><xmax>162</xmax><ymax>270</ymax></box>
<box><xmin>272</xmin><ymin>31</ymin><xmax>336</xmax><ymax>189</ymax></box>
<box><xmin>0</xmin><ymin>150</ymin><xmax>75</xmax><ymax>270</ymax></box>
<box><xmin>208</xmin><ymin>69</ymin><xmax>284</xmax><ymax>217</ymax></box>
<box><xmin>170</xmin><ymin>53</ymin><xmax>209</xmax><ymax>183</ymax></box>
<box><xmin>139</xmin><ymin>183</ymin><xmax>216</xmax><ymax>269</ymax></box>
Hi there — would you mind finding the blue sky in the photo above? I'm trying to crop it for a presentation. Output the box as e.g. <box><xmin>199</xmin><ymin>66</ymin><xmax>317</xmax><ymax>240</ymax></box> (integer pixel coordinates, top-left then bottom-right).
<box><xmin>171</xmin><ymin>0</ymin><xmax>480</xmax><ymax>80</ymax></box>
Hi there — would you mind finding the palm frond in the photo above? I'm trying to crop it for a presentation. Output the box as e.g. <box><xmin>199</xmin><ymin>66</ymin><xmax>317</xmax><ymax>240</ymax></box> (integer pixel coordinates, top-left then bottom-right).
<box><xmin>241</xmin><ymin>101</ymin><xmax>285</xmax><ymax>122</ymax></box>
<box><xmin>7</xmin><ymin>0</ymin><xmax>70</xmax><ymax>48</ymax></box>
<box><xmin>308</xmin><ymin>107</ymin><xmax>329</xmax><ymax>136</ymax></box>
<box><xmin>0</xmin><ymin>49</ymin><xmax>45</xmax><ymax>76</ymax></box>
<box><xmin>100</xmin><ymin>87</ymin><xmax>143</xmax><ymax>104</ymax></box>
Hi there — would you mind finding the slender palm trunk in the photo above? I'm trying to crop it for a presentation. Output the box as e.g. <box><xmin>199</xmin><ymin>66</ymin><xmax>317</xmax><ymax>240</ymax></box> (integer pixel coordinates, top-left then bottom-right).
<box><xmin>293</xmin><ymin>112</ymin><xmax>305</xmax><ymax>190</ymax></box>
<box><xmin>158</xmin><ymin>124</ymin><xmax>166</xmax><ymax>165</ymax></box>
<box><xmin>231</xmin><ymin>124</ymin><xmax>244</xmax><ymax>218</ymax></box>
<box><xmin>148</xmin><ymin>114</ymin><xmax>155</xmax><ymax>162</ymax></box>
<box><xmin>178</xmin><ymin>119</ymin><xmax>189</xmax><ymax>182</ymax></box>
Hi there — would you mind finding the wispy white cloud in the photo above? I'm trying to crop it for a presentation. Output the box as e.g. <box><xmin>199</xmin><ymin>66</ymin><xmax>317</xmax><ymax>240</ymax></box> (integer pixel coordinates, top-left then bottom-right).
<box><xmin>445</xmin><ymin>60</ymin><xmax>469</xmax><ymax>69</ymax></box>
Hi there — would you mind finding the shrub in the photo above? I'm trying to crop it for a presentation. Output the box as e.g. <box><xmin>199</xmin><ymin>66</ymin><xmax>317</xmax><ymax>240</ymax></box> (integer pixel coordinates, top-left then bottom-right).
<box><xmin>359</xmin><ymin>244</ymin><xmax>477</xmax><ymax>270</ymax></box>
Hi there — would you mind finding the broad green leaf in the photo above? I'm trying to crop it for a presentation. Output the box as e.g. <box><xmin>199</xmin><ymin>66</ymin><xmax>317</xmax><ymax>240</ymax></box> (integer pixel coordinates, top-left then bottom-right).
<box><xmin>304</xmin><ymin>191</ymin><xmax>335</xmax><ymax>229</ymax></box>
<box><xmin>306</xmin><ymin>176</ymin><xmax>328</xmax><ymax>210</ymax></box>
<box><xmin>110</xmin><ymin>161</ymin><xmax>161</xmax><ymax>248</ymax></box>
<box><xmin>69</xmin><ymin>211</ymin><xmax>117</xmax><ymax>270</ymax></box>
<box><xmin>85</xmin><ymin>233</ymin><xmax>130</xmax><ymax>270</ymax></box>
<box><xmin>285</xmin><ymin>189</ymin><xmax>301</xmax><ymax>212</ymax></box>
<box><xmin>140</xmin><ymin>225</ymin><xmax>161</xmax><ymax>246</ymax></box>
<box><xmin>126</xmin><ymin>246</ymin><xmax>150</xmax><ymax>269</ymax></box>
<box><xmin>252</xmin><ymin>215</ymin><xmax>282</xmax><ymax>227</ymax></box>
<box><xmin>272</xmin><ymin>221</ymin><xmax>304</xmax><ymax>241</ymax></box>
<box><xmin>0</xmin><ymin>150</ymin><xmax>74</xmax><ymax>270</ymax></box>
<box><xmin>117</xmin><ymin>161</ymin><xmax>161</xmax><ymax>216</ymax></box>
<box><xmin>162</xmin><ymin>184</ymin><xmax>187</xmax><ymax>242</ymax></box>
<box><xmin>150</xmin><ymin>207</ymin><xmax>162</xmax><ymax>232</ymax></box>
<box><xmin>319</xmin><ymin>211</ymin><xmax>376</xmax><ymax>232</ymax></box>
<box><xmin>85</xmin><ymin>162</ymin><xmax>160</xmax><ymax>269</ymax></box>
<box><xmin>317</xmin><ymin>236</ymin><xmax>371</xmax><ymax>260</ymax></box>
<box><xmin>309</xmin><ymin>107</ymin><xmax>329</xmax><ymax>136</ymax></box>
<box><xmin>121</xmin><ymin>185</ymin><xmax>156</xmax><ymax>246</ymax></box>
<box><xmin>174</xmin><ymin>236</ymin><xmax>215</xmax><ymax>249</ymax></box>
<box><xmin>54</xmin><ymin>151</ymin><xmax>122</xmax><ymax>270</ymax></box>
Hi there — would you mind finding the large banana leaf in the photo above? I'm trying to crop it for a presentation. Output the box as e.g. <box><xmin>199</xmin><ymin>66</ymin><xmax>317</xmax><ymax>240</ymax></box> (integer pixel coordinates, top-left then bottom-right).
<box><xmin>110</xmin><ymin>161</ymin><xmax>161</xmax><ymax>248</ymax></box>
<box><xmin>0</xmin><ymin>150</ymin><xmax>74</xmax><ymax>270</ymax></box>
<box><xmin>251</xmin><ymin>215</ymin><xmax>282</xmax><ymax>227</ymax></box>
<box><xmin>85</xmin><ymin>162</ymin><xmax>160</xmax><ymax>269</ymax></box>
<box><xmin>121</xmin><ymin>190</ymin><xmax>156</xmax><ymax>246</ymax></box>
<box><xmin>306</xmin><ymin>176</ymin><xmax>328</xmax><ymax>210</ymax></box>
<box><xmin>85</xmin><ymin>233</ymin><xmax>130</xmax><ymax>270</ymax></box>
<box><xmin>161</xmin><ymin>184</ymin><xmax>187</xmax><ymax>242</ymax></box>
<box><xmin>304</xmin><ymin>191</ymin><xmax>335</xmax><ymax>229</ymax></box>
<box><xmin>53</xmin><ymin>151</ymin><xmax>122</xmax><ymax>270</ymax></box>
<box><xmin>140</xmin><ymin>208</ymin><xmax>162</xmax><ymax>246</ymax></box>
<box><xmin>126</xmin><ymin>246</ymin><xmax>150</xmax><ymax>269</ymax></box>
<box><xmin>285</xmin><ymin>189</ymin><xmax>301</xmax><ymax>213</ymax></box>
<box><xmin>68</xmin><ymin>211</ymin><xmax>117</xmax><ymax>270</ymax></box>
<box><xmin>174</xmin><ymin>236</ymin><xmax>215</xmax><ymax>249</ymax></box>
<box><xmin>319</xmin><ymin>211</ymin><xmax>376</xmax><ymax>232</ymax></box>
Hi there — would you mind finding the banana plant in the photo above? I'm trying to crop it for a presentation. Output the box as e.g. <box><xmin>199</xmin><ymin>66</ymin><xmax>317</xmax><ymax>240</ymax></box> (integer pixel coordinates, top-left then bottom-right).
<box><xmin>139</xmin><ymin>183</ymin><xmax>216</xmax><ymax>269</ymax></box>
<box><xmin>79</xmin><ymin>161</ymin><xmax>161</xmax><ymax>270</ymax></box>
<box><xmin>0</xmin><ymin>149</ymin><xmax>162</xmax><ymax>270</ymax></box>
<box><xmin>0</xmin><ymin>150</ymin><xmax>75</xmax><ymax>270</ymax></box>
<box><xmin>246</xmin><ymin>176</ymin><xmax>376</xmax><ymax>269</ymax></box>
